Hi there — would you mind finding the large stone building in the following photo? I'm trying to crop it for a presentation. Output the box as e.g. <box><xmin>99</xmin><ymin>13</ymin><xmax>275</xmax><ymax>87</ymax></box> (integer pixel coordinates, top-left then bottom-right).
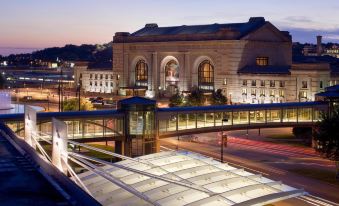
<box><xmin>76</xmin><ymin>17</ymin><xmax>339</xmax><ymax>103</ymax></box>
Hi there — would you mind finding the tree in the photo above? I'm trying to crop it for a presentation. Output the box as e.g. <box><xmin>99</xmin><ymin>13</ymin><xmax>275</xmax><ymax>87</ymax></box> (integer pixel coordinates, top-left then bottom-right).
<box><xmin>169</xmin><ymin>92</ymin><xmax>183</xmax><ymax>107</ymax></box>
<box><xmin>313</xmin><ymin>107</ymin><xmax>339</xmax><ymax>179</ymax></box>
<box><xmin>186</xmin><ymin>87</ymin><xmax>205</xmax><ymax>106</ymax></box>
<box><xmin>0</xmin><ymin>73</ymin><xmax>5</xmax><ymax>89</ymax></box>
<box><xmin>209</xmin><ymin>89</ymin><xmax>227</xmax><ymax>105</ymax></box>
<box><xmin>62</xmin><ymin>98</ymin><xmax>93</xmax><ymax>111</ymax></box>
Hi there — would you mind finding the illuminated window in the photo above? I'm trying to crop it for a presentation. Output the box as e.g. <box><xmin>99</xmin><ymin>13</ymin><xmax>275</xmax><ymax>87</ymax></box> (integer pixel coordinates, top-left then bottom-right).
<box><xmin>299</xmin><ymin>91</ymin><xmax>307</xmax><ymax>98</ymax></box>
<box><xmin>279</xmin><ymin>81</ymin><xmax>285</xmax><ymax>87</ymax></box>
<box><xmin>251</xmin><ymin>80</ymin><xmax>256</xmax><ymax>87</ymax></box>
<box><xmin>270</xmin><ymin>80</ymin><xmax>275</xmax><ymax>87</ymax></box>
<box><xmin>198</xmin><ymin>60</ymin><xmax>214</xmax><ymax>91</ymax></box>
<box><xmin>165</xmin><ymin>60</ymin><xmax>179</xmax><ymax>87</ymax></box>
<box><xmin>256</xmin><ymin>57</ymin><xmax>269</xmax><ymax>66</ymax></box>
<box><xmin>223</xmin><ymin>78</ymin><xmax>227</xmax><ymax>85</ymax></box>
<box><xmin>270</xmin><ymin>90</ymin><xmax>275</xmax><ymax>96</ymax></box>
<box><xmin>251</xmin><ymin>89</ymin><xmax>256</xmax><ymax>96</ymax></box>
<box><xmin>135</xmin><ymin>60</ymin><xmax>148</xmax><ymax>86</ymax></box>
<box><xmin>260</xmin><ymin>89</ymin><xmax>265</xmax><ymax>96</ymax></box>
<box><xmin>302</xmin><ymin>81</ymin><xmax>307</xmax><ymax>89</ymax></box>
<box><xmin>242</xmin><ymin>88</ymin><xmax>247</xmax><ymax>95</ymax></box>
<box><xmin>279</xmin><ymin>90</ymin><xmax>284</xmax><ymax>97</ymax></box>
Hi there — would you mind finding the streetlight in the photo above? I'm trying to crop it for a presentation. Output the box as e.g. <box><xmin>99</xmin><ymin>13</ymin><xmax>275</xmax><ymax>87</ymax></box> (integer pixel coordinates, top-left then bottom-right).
<box><xmin>221</xmin><ymin>118</ymin><xmax>229</xmax><ymax>163</ymax></box>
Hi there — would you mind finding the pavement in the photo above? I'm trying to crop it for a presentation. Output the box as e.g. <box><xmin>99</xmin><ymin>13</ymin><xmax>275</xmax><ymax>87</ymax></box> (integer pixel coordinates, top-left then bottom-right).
<box><xmin>160</xmin><ymin>128</ymin><xmax>339</xmax><ymax>205</ymax></box>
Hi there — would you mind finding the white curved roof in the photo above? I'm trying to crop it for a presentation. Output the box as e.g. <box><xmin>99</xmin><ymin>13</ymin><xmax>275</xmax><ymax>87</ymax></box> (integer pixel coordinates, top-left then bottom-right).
<box><xmin>76</xmin><ymin>151</ymin><xmax>304</xmax><ymax>206</ymax></box>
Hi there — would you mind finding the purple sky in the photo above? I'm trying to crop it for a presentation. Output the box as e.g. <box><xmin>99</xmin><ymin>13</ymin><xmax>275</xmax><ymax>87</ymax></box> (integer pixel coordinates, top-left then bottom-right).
<box><xmin>1</xmin><ymin>0</ymin><xmax>339</xmax><ymax>56</ymax></box>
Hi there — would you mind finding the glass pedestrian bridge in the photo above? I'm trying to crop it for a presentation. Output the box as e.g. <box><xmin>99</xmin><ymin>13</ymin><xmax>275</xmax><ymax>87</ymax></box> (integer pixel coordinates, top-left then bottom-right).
<box><xmin>0</xmin><ymin>97</ymin><xmax>329</xmax><ymax>157</ymax></box>
<box><xmin>157</xmin><ymin>101</ymin><xmax>328</xmax><ymax>137</ymax></box>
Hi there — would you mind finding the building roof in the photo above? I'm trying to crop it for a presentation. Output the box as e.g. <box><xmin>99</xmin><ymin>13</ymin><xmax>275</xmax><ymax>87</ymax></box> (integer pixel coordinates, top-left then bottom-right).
<box><xmin>118</xmin><ymin>96</ymin><xmax>156</xmax><ymax>105</ymax></box>
<box><xmin>87</xmin><ymin>61</ymin><xmax>112</xmax><ymax>70</ymax></box>
<box><xmin>76</xmin><ymin>151</ymin><xmax>304</xmax><ymax>206</ymax></box>
<box><xmin>238</xmin><ymin>65</ymin><xmax>291</xmax><ymax>75</ymax></box>
<box><xmin>113</xmin><ymin>17</ymin><xmax>291</xmax><ymax>43</ymax></box>
<box><xmin>131</xmin><ymin>17</ymin><xmax>266</xmax><ymax>37</ymax></box>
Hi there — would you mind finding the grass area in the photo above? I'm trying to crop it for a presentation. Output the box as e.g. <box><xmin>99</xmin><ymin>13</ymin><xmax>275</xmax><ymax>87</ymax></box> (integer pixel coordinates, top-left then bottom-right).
<box><xmin>288</xmin><ymin>168</ymin><xmax>339</xmax><ymax>186</ymax></box>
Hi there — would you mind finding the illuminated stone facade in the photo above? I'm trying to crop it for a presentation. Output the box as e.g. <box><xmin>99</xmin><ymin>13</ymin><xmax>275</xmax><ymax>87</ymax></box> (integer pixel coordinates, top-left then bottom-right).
<box><xmin>109</xmin><ymin>17</ymin><xmax>339</xmax><ymax>103</ymax></box>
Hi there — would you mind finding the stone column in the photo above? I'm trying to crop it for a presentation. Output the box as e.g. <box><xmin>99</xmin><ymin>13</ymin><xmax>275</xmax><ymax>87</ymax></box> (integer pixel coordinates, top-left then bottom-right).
<box><xmin>124</xmin><ymin>53</ymin><xmax>130</xmax><ymax>87</ymax></box>
<box><xmin>152</xmin><ymin>52</ymin><xmax>158</xmax><ymax>92</ymax></box>
<box><xmin>184</xmin><ymin>52</ymin><xmax>191</xmax><ymax>91</ymax></box>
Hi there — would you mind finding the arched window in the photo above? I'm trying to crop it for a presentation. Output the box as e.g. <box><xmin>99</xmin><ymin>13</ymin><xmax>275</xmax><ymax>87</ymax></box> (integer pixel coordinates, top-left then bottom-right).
<box><xmin>135</xmin><ymin>60</ymin><xmax>148</xmax><ymax>86</ymax></box>
<box><xmin>198</xmin><ymin>60</ymin><xmax>214</xmax><ymax>91</ymax></box>
<box><xmin>165</xmin><ymin>60</ymin><xmax>179</xmax><ymax>87</ymax></box>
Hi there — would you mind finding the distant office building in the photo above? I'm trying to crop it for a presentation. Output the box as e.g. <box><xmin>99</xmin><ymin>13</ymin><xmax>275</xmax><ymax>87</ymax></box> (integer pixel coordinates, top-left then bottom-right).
<box><xmin>74</xmin><ymin>62</ymin><xmax>116</xmax><ymax>94</ymax></box>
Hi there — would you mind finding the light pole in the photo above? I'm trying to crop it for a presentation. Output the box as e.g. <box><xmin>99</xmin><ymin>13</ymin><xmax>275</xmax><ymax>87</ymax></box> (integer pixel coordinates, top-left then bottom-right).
<box><xmin>77</xmin><ymin>83</ymin><xmax>81</xmax><ymax>111</ymax></box>
<box><xmin>221</xmin><ymin>118</ymin><xmax>229</xmax><ymax>163</ymax></box>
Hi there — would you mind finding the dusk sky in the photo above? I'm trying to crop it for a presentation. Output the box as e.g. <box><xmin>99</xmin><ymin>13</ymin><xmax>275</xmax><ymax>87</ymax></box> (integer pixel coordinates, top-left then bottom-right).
<box><xmin>1</xmin><ymin>0</ymin><xmax>339</xmax><ymax>55</ymax></box>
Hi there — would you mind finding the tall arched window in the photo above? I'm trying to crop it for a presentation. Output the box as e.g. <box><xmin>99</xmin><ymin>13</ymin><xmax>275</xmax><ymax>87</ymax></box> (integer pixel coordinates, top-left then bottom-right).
<box><xmin>135</xmin><ymin>60</ymin><xmax>148</xmax><ymax>86</ymax></box>
<box><xmin>165</xmin><ymin>60</ymin><xmax>179</xmax><ymax>87</ymax></box>
<box><xmin>198</xmin><ymin>60</ymin><xmax>214</xmax><ymax>91</ymax></box>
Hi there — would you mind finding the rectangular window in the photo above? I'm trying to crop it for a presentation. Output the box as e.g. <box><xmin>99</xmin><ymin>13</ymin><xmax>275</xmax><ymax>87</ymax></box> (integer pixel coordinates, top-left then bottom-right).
<box><xmin>223</xmin><ymin>78</ymin><xmax>227</xmax><ymax>85</ymax></box>
<box><xmin>251</xmin><ymin>89</ymin><xmax>256</xmax><ymax>96</ymax></box>
<box><xmin>279</xmin><ymin>81</ymin><xmax>285</xmax><ymax>87</ymax></box>
<box><xmin>270</xmin><ymin>90</ymin><xmax>275</xmax><ymax>97</ymax></box>
<box><xmin>260</xmin><ymin>89</ymin><xmax>265</xmax><ymax>96</ymax></box>
<box><xmin>79</xmin><ymin>73</ymin><xmax>82</xmax><ymax>79</ymax></box>
<box><xmin>251</xmin><ymin>80</ymin><xmax>256</xmax><ymax>87</ymax></box>
<box><xmin>270</xmin><ymin>80</ymin><xmax>275</xmax><ymax>87</ymax></box>
<box><xmin>111</xmin><ymin>74</ymin><xmax>113</xmax><ymax>79</ymax></box>
<box><xmin>111</xmin><ymin>82</ymin><xmax>113</xmax><ymax>87</ymax></box>
<box><xmin>105</xmin><ymin>82</ymin><xmax>108</xmax><ymax>87</ymax></box>
<box><xmin>95</xmin><ymin>74</ymin><xmax>98</xmax><ymax>80</ymax></box>
<box><xmin>90</xmin><ymin>81</ymin><xmax>92</xmax><ymax>86</ymax></box>
<box><xmin>100</xmin><ymin>74</ymin><xmax>103</xmax><ymax>79</ymax></box>
<box><xmin>279</xmin><ymin>90</ymin><xmax>284</xmax><ymax>97</ymax></box>
<box><xmin>256</xmin><ymin>57</ymin><xmax>269</xmax><ymax>66</ymax></box>
<box><xmin>105</xmin><ymin>74</ymin><xmax>108</xmax><ymax>79</ymax></box>
<box><xmin>94</xmin><ymin>81</ymin><xmax>97</xmax><ymax>86</ymax></box>
<box><xmin>302</xmin><ymin>81</ymin><xmax>308</xmax><ymax>89</ymax></box>
<box><xmin>90</xmin><ymin>74</ymin><xmax>93</xmax><ymax>79</ymax></box>
<box><xmin>242</xmin><ymin>80</ymin><xmax>247</xmax><ymax>86</ymax></box>
<box><xmin>242</xmin><ymin>88</ymin><xmax>247</xmax><ymax>95</ymax></box>
<box><xmin>260</xmin><ymin>80</ymin><xmax>265</xmax><ymax>87</ymax></box>
<box><xmin>299</xmin><ymin>91</ymin><xmax>307</xmax><ymax>98</ymax></box>
<box><xmin>320</xmin><ymin>81</ymin><xmax>323</xmax><ymax>89</ymax></box>
<box><xmin>117</xmin><ymin>75</ymin><xmax>120</xmax><ymax>80</ymax></box>
<box><xmin>100</xmin><ymin>81</ymin><xmax>102</xmax><ymax>86</ymax></box>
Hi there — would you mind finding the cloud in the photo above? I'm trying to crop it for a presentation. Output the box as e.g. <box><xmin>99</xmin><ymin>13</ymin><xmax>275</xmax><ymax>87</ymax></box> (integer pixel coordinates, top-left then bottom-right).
<box><xmin>284</xmin><ymin>16</ymin><xmax>313</xmax><ymax>23</ymax></box>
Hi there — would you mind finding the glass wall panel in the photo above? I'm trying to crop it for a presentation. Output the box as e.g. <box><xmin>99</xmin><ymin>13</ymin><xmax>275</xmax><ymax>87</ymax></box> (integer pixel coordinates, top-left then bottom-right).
<box><xmin>233</xmin><ymin>111</ymin><xmax>240</xmax><ymax>125</ymax></box>
<box><xmin>267</xmin><ymin>109</ymin><xmax>281</xmax><ymax>122</ymax></box>
<box><xmin>222</xmin><ymin>112</ymin><xmax>232</xmax><ymax>126</ymax></box>
<box><xmin>250</xmin><ymin>110</ymin><xmax>265</xmax><ymax>123</ymax></box>
<box><xmin>159</xmin><ymin>119</ymin><xmax>167</xmax><ymax>133</ymax></box>
<box><xmin>197</xmin><ymin>113</ymin><xmax>206</xmax><ymax>128</ymax></box>
<box><xmin>167</xmin><ymin>115</ymin><xmax>177</xmax><ymax>131</ymax></box>
<box><xmin>298</xmin><ymin>108</ymin><xmax>312</xmax><ymax>122</ymax></box>
<box><xmin>178</xmin><ymin>114</ymin><xmax>187</xmax><ymax>130</ymax></box>
<box><xmin>283</xmin><ymin>108</ymin><xmax>297</xmax><ymax>122</ymax></box>
<box><xmin>239</xmin><ymin>111</ymin><xmax>249</xmax><ymax>124</ymax></box>
<box><xmin>205</xmin><ymin>113</ymin><xmax>214</xmax><ymax>127</ymax></box>
<box><xmin>187</xmin><ymin>114</ymin><xmax>196</xmax><ymax>129</ymax></box>
<box><xmin>215</xmin><ymin>112</ymin><xmax>223</xmax><ymax>126</ymax></box>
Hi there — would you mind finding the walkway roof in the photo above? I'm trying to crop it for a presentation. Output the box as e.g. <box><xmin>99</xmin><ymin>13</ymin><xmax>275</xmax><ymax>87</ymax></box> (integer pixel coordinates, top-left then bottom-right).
<box><xmin>76</xmin><ymin>151</ymin><xmax>304</xmax><ymax>206</ymax></box>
